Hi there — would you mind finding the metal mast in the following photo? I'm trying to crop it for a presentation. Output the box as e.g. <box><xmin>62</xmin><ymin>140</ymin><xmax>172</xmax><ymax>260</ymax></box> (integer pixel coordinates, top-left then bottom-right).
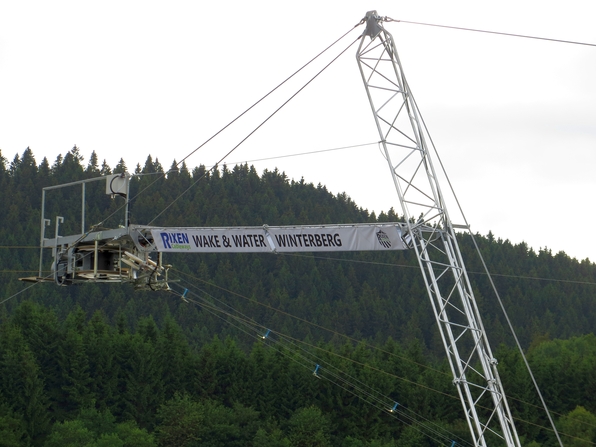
<box><xmin>356</xmin><ymin>11</ymin><xmax>521</xmax><ymax>447</ymax></box>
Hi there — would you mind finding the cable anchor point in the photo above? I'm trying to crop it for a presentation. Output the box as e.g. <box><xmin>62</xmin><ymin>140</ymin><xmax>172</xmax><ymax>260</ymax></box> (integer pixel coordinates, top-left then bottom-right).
<box><xmin>181</xmin><ymin>289</ymin><xmax>189</xmax><ymax>303</ymax></box>
<box><xmin>313</xmin><ymin>364</ymin><xmax>321</xmax><ymax>379</ymax></box>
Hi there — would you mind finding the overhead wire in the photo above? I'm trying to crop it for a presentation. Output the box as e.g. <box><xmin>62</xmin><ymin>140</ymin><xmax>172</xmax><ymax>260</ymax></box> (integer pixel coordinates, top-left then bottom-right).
<box><xmin>3</xmin><ymin>253</ymin><xmax>596</xmax><ymax>287</ymax></box>
<box><xmin>170</xmin><ymin>268</ymin><xmax>593</xmax><ymax>443</ymax></box>
<box><xmin>281</xmin><ymin>252</ymin><xmax>596</xmax><ymax>287</ymax></box>
<box><xmin>254</xmin><ymin>324</ymin><xmax>472</xmax><ymax>446</ymax></box>
<box><xmin>170</xmin><ymin>248</ymin><xmax>596</xmax><ymax>439</ymax></box>
<box><xmin>172</xmin><ymin>265</ymin><xmax>596</xmax><ymax>441</ymax></box>
<box><xmin>147</xmin><ymin>33</ymin><xmax>363</xmax><ymax>226</ymax></box>
<box><xmin>171</xmin><ymin>267</ymin><xmax>596</xmax><ymax>444</ymax></box>
<box><xmin>0</xmin><ymin>281</ymin><xmax>44</xmax><ymax>306</ymax></box>
<box><xmin>33</xmin><ymin>22</ymin><xmax>364</xmax><ymax>242</ymax></box>
<box><xmin>171</xmin><ymin>266</ymin><xmax>451</xmax><ymax>378</ymax></box>
<box><xmin>167</xmin><ymin>281</ymin><xmax>471</xmax><ymax>446</ymax></box>
<box><xmin>226</xmin><ymin>141</ymin><xmax>378</xmax><ymax>166</ymax></box>
<box><xmin>1</xmin><ymin>244</ymin><xmax>596</xmax><ymax>286</ymax></box>
<box><xmin>170</xmin><ymin>258</ymin><xmax>596</xmax><ymax>438</ymax></box>
<box><xmin>172</xmin><ymin>20</ymin><xmax>365</xmax><ymax>172</ymax></box>
<box><xmin>167</xmin><ymin>276</ymin><xmax>463</xmax><ymax>440</ymax></box>
<box><xmin>130</xmin><ymin>22</ymin><xmax>364</xmax><ymax>228</ymax></box>
<box><xmin>393</xmin><ymin>18</ymin><xmax>596</xmax><ymax>48</ymax></box>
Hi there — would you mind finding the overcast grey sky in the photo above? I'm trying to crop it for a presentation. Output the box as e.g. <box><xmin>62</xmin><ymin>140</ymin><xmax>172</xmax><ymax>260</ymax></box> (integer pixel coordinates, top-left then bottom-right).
<box><xmin>1</xmin><ymin>0</ymin><xmax>595</xmax><ymax>262</ymax></box>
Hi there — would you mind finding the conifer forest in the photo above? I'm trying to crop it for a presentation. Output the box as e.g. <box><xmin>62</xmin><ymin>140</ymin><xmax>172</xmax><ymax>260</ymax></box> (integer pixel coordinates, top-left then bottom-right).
<box><xmin>1</xmin><ymin>146</ymin><xmax>596</xmax><ymax>446</ymax></box>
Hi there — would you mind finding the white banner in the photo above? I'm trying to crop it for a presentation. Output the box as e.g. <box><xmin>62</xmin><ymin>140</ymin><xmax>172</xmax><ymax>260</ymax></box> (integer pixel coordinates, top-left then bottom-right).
<box><xmin>149</xmin><ymin>224</ymin><xmax>407</xmax><ymax>253</ymax></box>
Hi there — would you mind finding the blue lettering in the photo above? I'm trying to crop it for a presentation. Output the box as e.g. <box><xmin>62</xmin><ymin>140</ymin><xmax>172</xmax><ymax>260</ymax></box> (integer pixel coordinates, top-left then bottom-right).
<box><xmin>160</xmin><ymin>232</ymin><xmax>171</xmax><ymax>249</ymax></box>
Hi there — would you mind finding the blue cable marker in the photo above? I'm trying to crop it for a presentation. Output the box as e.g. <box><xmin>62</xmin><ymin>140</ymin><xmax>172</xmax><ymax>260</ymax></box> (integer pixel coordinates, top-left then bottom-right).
<box><xmin>389</xmin><ymin>402</ymin><xmax>399</xmax><ymax>413</ymax></box>
<box><xmin>450</xmin><ymin>441</ymin><xmax>456</xmax><ymax>447</ymax></box>
<box><xmin>313</xmin><ymin>364</ymin><xmax>321</xmax><ymax>378</ymax></box>
<box><xmin>261</xmin><ymin>329</ymin><xmax>271</xmax><ymax>340</ymax></box>
<box><xmin>181</xmin><ymin>289</ymin><xmax>189</xmax><ymax>303</ymax></box>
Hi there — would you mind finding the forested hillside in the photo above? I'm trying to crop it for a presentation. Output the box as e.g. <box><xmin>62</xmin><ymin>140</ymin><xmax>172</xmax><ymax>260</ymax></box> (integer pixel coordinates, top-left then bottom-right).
<box><xmin>1</xmin><ymin>146</ymin><xmax>596</xmax><ymax>446</ymax></box>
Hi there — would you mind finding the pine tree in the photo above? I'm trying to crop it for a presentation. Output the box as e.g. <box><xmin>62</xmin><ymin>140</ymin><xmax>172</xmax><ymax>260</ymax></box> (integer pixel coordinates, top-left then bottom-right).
<box><xmin>557</xmin><ymin>406</ymin><xmax>596</xmax><ymax>447</ymax></box>
<box><xmin>0</xmin><ymin>324</ymin><xmax>50</xmax><ymax>444</ymax></box>
<box><xmin>100</xmin><ymin>160</ymin><xmax>112</xmax><ymax>175</ymax></box>
<box><xmin>158</xmin><ymin>315</ymin><xmax>191</xmax><ymax>400</ymax></box>
<box><xmin>118</xmin><ymin>332</ymin><xmax>164</xmax><ymax>428</ymax></box>
<box><xmin>11</xmin><ymin>301</ymin><xmax>63</xmax><ymax>421</ymax></box>
<box><xmin>87</xmin><ymin>151</ymin><xmax>100</xmax><ymax>175</ymax></box>
<box><xmin>0</xmin><ymin>400</ymin><xmax>28</xmax><ymax>447</ymax></box>
<box><xmin>58</xmin><ymin>146</ymin><xmax>85</xmax><ymax>182</ymax></box>
<box><xmin>44</xmin><ymin>419</ymin><xmax>95</xmax><ymax>447</ymax></box>
<box><xmin>114</xmin><ymin>158</ymin><xmax>128</xmax><ymax>174</ymax></box>
<box><xmin>83</xmin><ymin>311</ymin><xmax>119</xmax><ymax>412</ymax></box>
<box><xmin>287</xmin><ymin>406</ymin><xmax>332</xmax><ymax>447</ymax></box>
<box><xmin>0</xmin><ymin>149</ymin><xmax>7</xmax><ymax>178</ymax></box>
<box><xmin>154</xmin><ymin>393</ymin><xmax>205</xmax><ymax>447</ymax></box>
<box><xmin>56</xmin><ymin>309</ymin><xmax>94</xmax><ymax>419</ymax></box>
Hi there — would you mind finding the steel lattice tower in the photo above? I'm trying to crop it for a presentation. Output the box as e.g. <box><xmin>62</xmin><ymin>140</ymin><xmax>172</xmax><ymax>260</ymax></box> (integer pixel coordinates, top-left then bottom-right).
<box><xmin>356</xmin><ymin>11</ymin><xmax>521</xmax><ymax>447</ymax></box>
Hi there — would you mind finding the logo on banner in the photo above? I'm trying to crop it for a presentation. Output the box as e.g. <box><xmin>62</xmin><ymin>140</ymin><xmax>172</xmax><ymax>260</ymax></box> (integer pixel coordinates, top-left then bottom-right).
<box><xmin>376</xmin><ymin>230</ymin><xmax>392</xmax><ymax>248</ymax></box>
<box><xmin>160</xmin><ymin>232</ymin><xmax>191</xmax><ymax>250</ymax></box>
